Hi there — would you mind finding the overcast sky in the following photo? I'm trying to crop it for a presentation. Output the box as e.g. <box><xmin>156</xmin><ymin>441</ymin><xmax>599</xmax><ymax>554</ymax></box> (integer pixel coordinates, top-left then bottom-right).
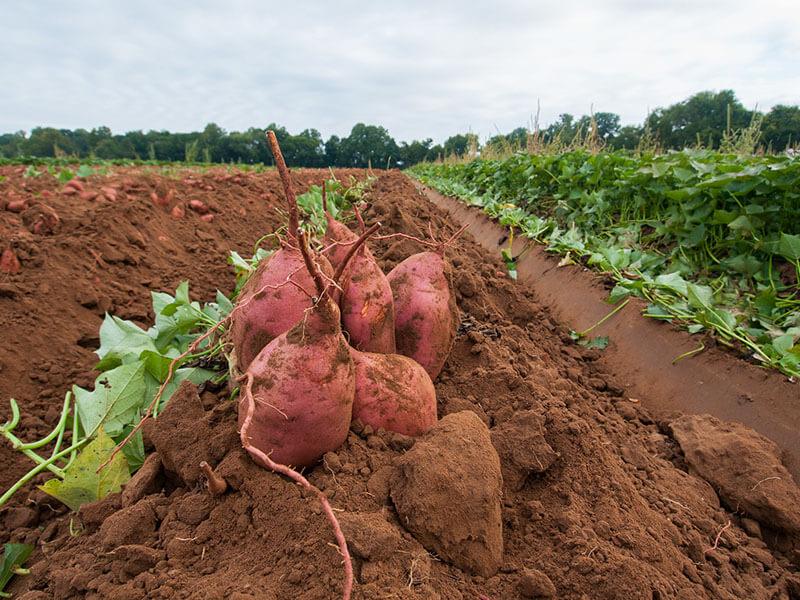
<box><xmin>2</xmin><ymin>1</ymin><xmax>798</xmax><ymax>145</ymax></box>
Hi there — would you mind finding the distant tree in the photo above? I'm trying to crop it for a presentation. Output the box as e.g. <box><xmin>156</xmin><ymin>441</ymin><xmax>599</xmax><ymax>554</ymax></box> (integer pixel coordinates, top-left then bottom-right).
<box><xmin>398</xmin><ymin>138</ymin><xmax>433</xmax><ymax>167</ymax></box>
<box><xmin>506</xmin><ymin>127</ymin><xmax>529</xmax><ymax>149</ymax></box>
<box><xmin>200</xmin><ymin>123</ymin><xmax>226</xmax><ymax>162</ymax></box>
<box><xmin>94</xmin><ymin>136</ymin><xmax>136</xmax><ymax>159</ymax></box>
<box><xmin>242</xmin><ymin>127</ymin><xmax>270</xmax><ymax>163</ymax></box>
<box><xmin>21</xmin><ymin>127</ymin><xmax>75</xmax><ymax>157</ymax></box>
<box><xmin>325</xmin><ymin>135</ymin><xmax>340</xmax><ymax>167</ymax></box>
<box><xmin>608</xmin><ymin>125</ymin><xmax>644</xmax><ymax>150</ymax></box>
<box><xmin>338</xmin><ymin>123</ymin><xmax>399</xmax><ymax>168</ymax></box>
<box><xmin>124</xmin><ymin>130</ymin><xmax>148</xmax><ymax>159</ymax></box>
<box><xmin>646</xmin><ymin>90</ymin><xmax>754</xmax><ymax>149</ymax></box>
<box><xmin>443</xmin><ymin>133</ymin><xmax>478</xmax><ymax>158</ymax></box>
<box><xmin>761</xmin><ymin>105</ymin><xmax>800</xmax><ymax>151</ymax></box>
<box><xmin>543</xmin><ymin>114</ymin><xmax>577</xmax><ymax>144</ymax></box>
<box><xmin>588</xmin><ymin>112</ymin><xmax>621</xmax><ymax>141</ymax></box>
<box><xmin>0</xmin><ymin>131</ymin><xmax>25</xmax><ymax>158</ymax></box>
<box><xmin>427</xmin><ymin>143</ymin><xmax>444</xmax><ymax>162</ymax></box>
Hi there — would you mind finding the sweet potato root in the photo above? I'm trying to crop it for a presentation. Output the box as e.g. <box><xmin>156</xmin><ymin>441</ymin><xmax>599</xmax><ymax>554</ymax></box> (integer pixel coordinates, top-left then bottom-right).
<box><xmin>387</xmin><ymin>251</ymin><xmax>458</xmax><ymax>380</ymax></box>
<box><xmin>350</xmin><ymin>348</ymin><xmax>436</xmax><ymax>436</ymax></box>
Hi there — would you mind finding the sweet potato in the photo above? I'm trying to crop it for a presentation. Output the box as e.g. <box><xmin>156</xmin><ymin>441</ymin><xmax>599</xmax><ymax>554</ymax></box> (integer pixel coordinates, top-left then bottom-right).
<box><xmin>229</xmin><ymin>244</ymin><xmax>334</xmax><ymax>373</ymax></box>
<box><xmin>239</xmin><ymin>231</ymin><xmax>354</xmax><ymax>467</ymax></box>
<box><xmin>0</xmin><ymin>248</ymin><xmax>20</xmax><ymax>273</ymax></box>
<box><xmin>386</xmin><ymin>251</ymin><xmax>458</xmax><ymax>380</ymax></box>
<box><xmin>350</xmin><ymin>348</ymin><xmax>436</xmax><ymax>436</ymax></box>
<box><xmin>339</xmin><ymin>252</ymin><xmax>396</xmax><ymax>354</ymax></box>
<box><xmin>324</xmin><ymin>213</ymin><xmax>360</xmax><ymax>273</ymax></box>
<box><xmin>229</xmin><ymin>132</ymin><xmax>335</xmax><ymax>373</ymax></box>
<box><xmin>322</xmin><ymin>186</ymin><xmax>395</xmax><ymax>353</ymax></box>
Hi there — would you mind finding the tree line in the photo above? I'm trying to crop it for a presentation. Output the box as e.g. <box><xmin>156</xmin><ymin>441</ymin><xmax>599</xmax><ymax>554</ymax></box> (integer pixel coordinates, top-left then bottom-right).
<box><xmin>1</xmin><ymin>90</ymin><xmax>798</xmax><ymax>167</ymax></box>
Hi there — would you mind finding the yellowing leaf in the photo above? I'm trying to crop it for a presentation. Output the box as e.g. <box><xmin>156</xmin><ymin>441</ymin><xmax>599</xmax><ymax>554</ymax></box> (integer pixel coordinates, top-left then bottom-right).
<box><xmin>39</xmin><ymin>428</ymin><xmax>130</xmax><ymax>511</ymax></box>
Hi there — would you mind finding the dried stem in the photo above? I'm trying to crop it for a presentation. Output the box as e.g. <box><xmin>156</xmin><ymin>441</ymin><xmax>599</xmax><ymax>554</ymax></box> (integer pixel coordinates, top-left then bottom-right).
<box><xmin>373</xmin><ymin>232</ymin><xmax>438</xmax><ymax>248</ymax></box>
<box><xmin>298</xmin><ymin>230</ymin><xmax>329</xmax><ymax>298</ymax></box>
<box><xmin>436</xmin><ymin>223</ymin><xmax>469</xmax><ymax>255</ymax></box>
<box><xmin>240</xmin><ymin>374</ymin><xmax>353</xmax><ymax>600</ymax></box>
<box><xmin>267</xmin><ymin>130</ymin><xmax>299</xmax><ymax>242</ymax></box>
<box><xmin>353</xmin><ymin>202</ymin><xmax>366</xmax><ymax>234</ymax></box>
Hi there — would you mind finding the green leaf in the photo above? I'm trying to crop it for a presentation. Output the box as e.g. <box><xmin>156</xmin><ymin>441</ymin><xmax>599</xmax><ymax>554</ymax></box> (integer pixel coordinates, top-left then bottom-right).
<box><xmin>646</xmin><ymin>304</ymin><xmax>673</xmax><ymax>320</ymax></box>
<box><xmin>686</xmin><ymin>283</ymin><xmax>714</xmax><ymax>309</ymax></box>
<box><xmin>95</xmin><ymin>314</ymin><xmax>157</xmax><ymax>369</ymax></box>
<box><xmin>174</xmin><ymin>281</ymin><xmax>191</xmax><ymax>306</ymax></box>
<box><xmin>144</xmin><ymin>367</ymin><xmax>217</xmax><ymax>414</ymax></box>
<box><xmin>654</xmin><ymin>272</ymin><xmax>688</xmax><ymax>296</ymax></box>
<box><xmin>708</xmin><ymin>308</ymin><xmax>737</xmax><ymax>331</ymax></box>
<box><xmin>74</xmin><ymin>361</ymin><xmax>147</xmax><ymax>437</ymax></box>
<box><xmin>727</xmin><ymin>215</ymin><xmax>753</xmax><ymax>232</ymax></box>
<box><xmin>0</xmin><ymin>543</ymin><xmax>34</xmax><ymax>594</ymax></box>
<box><xmin>57</xmin><ymin>169</ymin><xmax>75</xmax><ymax>183</ymax></box>
<box><xmin>672</xmin><ymin>167</ymin><xmax>695</xmax><ymax>183</ymax></box>
<box><xmin>119</xmin><ymin>426</ymin><xmax>145</xmax><ymax>472</ymax></box>
<box><xmin>75</xmin><ymin>165</ymin><xmax>94</xmax><ymax>178</ymax></box>
<box><xmin>227</xmin><ymin>250</ymin><xmax>251</xmax><ymax>273</ymax></box>
<box><xmin>754</xmin><ymin>288</ymin><xmax>777</xmax><ymax>318</ymax></box>
<box><xmin>141</xmin><ymin>348</ymin><xmax>181</xmax><ymax>382</ymax></box>
<box><xmin>773</xmin><ymin>333</ymin><xmax>798</xmax><ymax>355</ymax></box>
<box><xmin>151</xmin><ymin>290</ymin><xmax>176</xmax><ymax>316</ymax></box>
<box><xmin>606</xmin><ymin>285</ymin><xmax>631</xmax><ymax>304</ymax></box>
<box><xmin>722</xmin><ymin>254</ymin><xmax>763</xmax><ymax>277</ymax></box>
<box><xmin>778</xmin><ymin>233</ymin><xmax>800</xmax><ymax>261</ymax></box>
<box><xmin>579</xmin><ymin>335</ymin><xmax>609</xmax><ymax>350</ymax></box>
<box><xmin>215</xmin><ymin>290</ymin><xmax>234</xmax><ymax>317</ymax></box>
<box><xmin>39</xmin><ymin>428</ymin><xmax>130</xmax><ymax>511</ymax></box>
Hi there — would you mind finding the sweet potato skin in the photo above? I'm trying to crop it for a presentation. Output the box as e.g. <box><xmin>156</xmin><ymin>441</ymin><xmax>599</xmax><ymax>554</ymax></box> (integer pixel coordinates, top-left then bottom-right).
<box><xmin>340</xmin><ymin>252</ymin><xmax>396</xmax><ymax>354</ymax></box>
<box><xmin>239</xmin><ymin>301</ymin><xmax>355</xmax><ymax>468</ymax></box>
<box><xmin>324</xmin><ymin>215</ymin><xmax>360</xmax><ymax>272</ymax></box>
<box><xmin>230</xmin><ymin>247</ymin><xmax>334</xmax><ymax>373</ymax></box>
<box><xmin>387</xmin><ymin>252</ymin><xmax>458</xmax><ymax>380</ymax></box>
<box><xmin>350</xmin><ymin>349</ymin><xmax>436</xmax><ymax>437</ymax></box>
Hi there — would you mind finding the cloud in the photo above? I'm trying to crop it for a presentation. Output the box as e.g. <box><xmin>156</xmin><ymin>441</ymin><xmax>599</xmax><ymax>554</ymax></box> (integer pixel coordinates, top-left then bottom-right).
<box><xmin>1</xmin><ymin>1</ymin><xmax>798</xmax><ymax>144</ymax></box>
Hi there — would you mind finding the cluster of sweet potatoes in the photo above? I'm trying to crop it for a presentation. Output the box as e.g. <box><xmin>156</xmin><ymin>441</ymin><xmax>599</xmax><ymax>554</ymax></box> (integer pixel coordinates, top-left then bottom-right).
<box><xmin>229</xmin><ymin>132</ymin><xmax>458</xmax><ymax>470</ymax></box>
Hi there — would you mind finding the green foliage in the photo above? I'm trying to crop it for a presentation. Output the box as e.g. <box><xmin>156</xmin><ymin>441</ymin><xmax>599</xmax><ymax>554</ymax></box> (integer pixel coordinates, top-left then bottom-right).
<box><xmin>1</xmin><ymin>281</ymin><xmax>229</xmax><ymax>511</ymax></box>
<box><xmin>0</xmin><ymin>543</ymin><xmax>34</xmax><ymax>597</ymax></box>
<box><xmin>38</xmin><ymin>428</ymin><xmax>130</xmax><ymax>511</ymax></box>
<box><xmin>411</xmin><ymin>149</ymin><xmax>800</xmax><ymax>378</ymax></box>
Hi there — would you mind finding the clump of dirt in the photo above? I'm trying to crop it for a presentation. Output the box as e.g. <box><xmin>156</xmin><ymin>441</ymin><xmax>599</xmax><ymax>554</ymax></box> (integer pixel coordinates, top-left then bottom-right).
<box><xmin>1</xmin><ymin>168</ymin><xmax>799</xmax><ymax>599</ymax></box>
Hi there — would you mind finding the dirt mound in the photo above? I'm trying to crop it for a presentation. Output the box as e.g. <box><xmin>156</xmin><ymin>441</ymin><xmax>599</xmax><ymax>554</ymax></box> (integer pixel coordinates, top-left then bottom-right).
<box><xmin>1</xmin><ymin>168</ymin><xmax>799</xmax><ymax>599</ymax></box>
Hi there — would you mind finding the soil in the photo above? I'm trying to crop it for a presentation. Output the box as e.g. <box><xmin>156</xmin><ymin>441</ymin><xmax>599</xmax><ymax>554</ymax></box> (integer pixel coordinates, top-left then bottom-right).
<box><xmin>1</xmin><ymin>166</ymin><xmax>799</xmax><ymax>599</ymax></box>
<box><xmin>419</xmin><ymin>184</ymin><xmax>800</xmax><ymax>481</ymax></box>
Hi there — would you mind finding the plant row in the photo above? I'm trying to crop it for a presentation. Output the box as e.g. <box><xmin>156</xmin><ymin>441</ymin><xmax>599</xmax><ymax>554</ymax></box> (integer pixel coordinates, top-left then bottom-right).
<box><xmin>409</xmin><ymin>149</ymin><xmax>800</xmax><ymax>379</ymax></box>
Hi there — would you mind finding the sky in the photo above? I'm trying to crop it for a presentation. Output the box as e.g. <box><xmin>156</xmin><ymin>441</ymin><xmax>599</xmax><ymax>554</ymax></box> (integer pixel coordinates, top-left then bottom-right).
<box><xmin>1</xmin><ymin>1</ymin><xmax>798</xmax><ymax>145</ymax></box>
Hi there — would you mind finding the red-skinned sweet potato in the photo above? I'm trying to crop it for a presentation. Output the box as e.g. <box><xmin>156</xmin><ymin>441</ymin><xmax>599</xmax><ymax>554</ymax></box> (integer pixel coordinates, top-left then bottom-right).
<box><xmin>229</xmin><ymin>246</ymin><xmax>334</xmax><ymax>372</ymax></box>
<box><xmin>322</xmin><ymin>185</ymin><xmax>396</xmax><ymax>353</ymax></box>
<box><xmin>239</xmin><ymin>293</ymin><xmax>355</xmax><ymax>467</ymax></box>
<box><xmin>229</xmin><ymin>131</ymin><xmax>335</xmax><ymax>373</ymax></box>
<box><xmin>386</xmin><ymin>250</ymin><xmax>458</xmax><ymax>380</ymax></box>
<box><xmin>350</xmin><ymin>348</ymin><xmax>436</xmax><ymax>437</ymax></box>
<box><xmin>339</xmin><ymin>252</ymin><xmax>396</xmax><ymax>354</ymax></box>
<box><xmin>238</xmin><ymin>230</ymin><xmax>355</xmax><ymax>467</ymax></box>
